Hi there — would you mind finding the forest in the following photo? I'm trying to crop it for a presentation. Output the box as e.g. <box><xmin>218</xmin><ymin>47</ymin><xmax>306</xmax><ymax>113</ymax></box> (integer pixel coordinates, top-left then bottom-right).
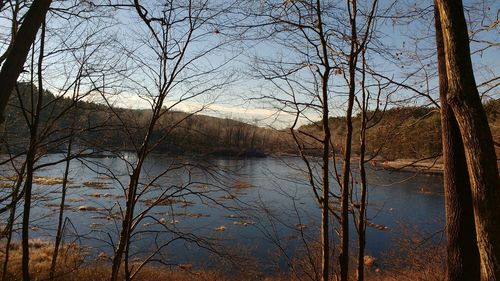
<box><xmin>0</xmin><ymin>1</ymin><xmax>498</xmax><ymax>281</ymax></box>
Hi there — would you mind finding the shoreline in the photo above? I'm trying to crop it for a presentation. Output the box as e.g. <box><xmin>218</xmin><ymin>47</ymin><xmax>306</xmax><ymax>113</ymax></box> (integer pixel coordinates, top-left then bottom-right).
<box><xmin>371</xmin><ymin>159</ymin><xmax>443</xmax><ymax>175</ymax></box>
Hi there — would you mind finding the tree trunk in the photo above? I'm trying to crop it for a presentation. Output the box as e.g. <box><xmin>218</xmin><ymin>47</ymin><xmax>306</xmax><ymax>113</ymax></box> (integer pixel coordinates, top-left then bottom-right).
<box><xmin>1</xmin><ymin>164</ymin><xmax>26</xmax><ymax>281</ymax></box>
<box><xmin>356</xmin><ymin>132</ymin><xmax>367</xmax><ymax>281</ymax></box>
<box><xmin>110</xmin><ymin>172</ymin><xmax>139</xmax><ymax>281</ymax></box>
<box><xmin>49</xmin><ymin>137</ymin><xmax>73</xmax><ymax>280</ymax></box>
<box><xmin>321</xmin><ymin>71</ymin><xmax>331</xmax><ymax>281</ymax></box>
<box><xmin>0</xmin><ymin>0</ymin><xmax>52</xmax><ymax>124</ymax></box>
<box><xmin>434</xmin><ymin>3</ymin><xmax>481</xmax><ymax>281</ymax></box>
<box><xmin>339</xmin><ymin>1</ymin><xmax>358</xmax><ymax>278</ymax></box>
<box><xmin>435</xmin><ymin>1</ymin><xmax>500</xmax><ymax>279</ymax></box>
<box><xmin>356</xmin><ymin>50</ymin><xmax>368</xmax><ymax>281</ymax></box>
<box><xmin>21</xmin><ymin>19</ymin><xmax>46</xmax><ymax>281</ymax></box>
<box><xmin>313</xmin><ymin>1</ymin><xmax>332</xmax><ymax>279</ymax></box>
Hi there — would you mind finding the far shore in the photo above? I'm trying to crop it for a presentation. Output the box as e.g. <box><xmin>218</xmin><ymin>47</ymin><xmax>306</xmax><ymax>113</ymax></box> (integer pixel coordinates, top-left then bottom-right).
<box><xmin>371</xmin><ymin>158</ymin><xmax>443</xmax><ymax>174</ymax></box>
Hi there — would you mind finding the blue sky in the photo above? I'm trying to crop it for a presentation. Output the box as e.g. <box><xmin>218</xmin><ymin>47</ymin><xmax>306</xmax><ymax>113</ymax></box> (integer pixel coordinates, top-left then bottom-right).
<box><xmin>1</xmin><ymin>0</ymin><xmax>498</xmax><ymax>128</ymax></box>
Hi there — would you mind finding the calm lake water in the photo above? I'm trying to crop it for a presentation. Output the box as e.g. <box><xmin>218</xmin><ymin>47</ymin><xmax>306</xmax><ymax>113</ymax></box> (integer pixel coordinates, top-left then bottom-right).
<box><xmin>4</xmin><ymin>153</ymin><xmax>445</xmax><ymax>272</ymax></box>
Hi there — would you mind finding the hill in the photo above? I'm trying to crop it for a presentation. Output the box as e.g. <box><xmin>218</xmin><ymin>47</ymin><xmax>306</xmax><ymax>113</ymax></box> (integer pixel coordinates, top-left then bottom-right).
<box><xmin>4</xmin><ymin>82</ymin><xmax>498</xmax><ymax>162</ymax></box>
<box><xmin>2</xmin><ymin>83</ymin><xmax>292</xmax><ymax>156</ymax></box>
<box><xmin>300</xmin><ymin>99</ymin><xmax>499</xmax><ymax>161</ymax></box>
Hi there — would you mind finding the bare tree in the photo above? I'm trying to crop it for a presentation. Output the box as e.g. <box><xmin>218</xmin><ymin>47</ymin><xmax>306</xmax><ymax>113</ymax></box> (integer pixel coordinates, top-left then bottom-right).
<box><xmin>243</xmin><ymin>1</ymin><xmax>381</xmax><ymax>280</ymax></box>
<box><xmin>101</xmin><ymin>1</ymin><xmax>235</xmax><ymax>280</ymax></box>
<box><xmin>20</xmin><ymin>19</ymin><xmax>47</xmax><ymax>281</ymax></box>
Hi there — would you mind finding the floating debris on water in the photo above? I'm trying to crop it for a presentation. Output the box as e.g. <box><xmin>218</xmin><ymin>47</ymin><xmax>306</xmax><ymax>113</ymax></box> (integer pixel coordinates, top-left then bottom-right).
<box><xmin>418</xmin><ymin>187</ymin><xmax>433</xmax><ymax>195</ymax></box>
<box><xmin>78</xmin><ymin>205</ymin><xmax>102</xmax><ymax>211</ymax></box>
<box><xmin>33</xmin><ymin>176</ymin><xmax>68</xmax><ymax>185</ymax></box>
<box><xmin>225</xmin><ymin>214</ymin><xmax>247</xmax><ymax>219</ymax></box>
<box><xmin>178</xmin><ymin>263</ymin><xmax>193</xmax><ymax>270</ymax></box>
<box><xmin>213</xmin><ymin>226</ymin><xmax>226</xmax><ymax>232</ymax></box>
<box><xmin>83</xmin><ymin>181</ymin><xmax>112</xmax><ymax>189</ymax></box>
<box><xmin>233</xmin><ymin>180</ymin><xmax>252</xmax><ymax>189</ymax></box>
<box><xmin>91</xmin><ymin>213</ymin><xmax>121</xmax><ymax>220</ymax></box>
<box><xmin>154</xmin><ymin>212</ymin><xmax>209</xmax><ymax>218</ymax></box>
<box><xmin>296</xmin><ymin>224</ymin><xmax>307</xmax><ymax>230</ymax></box>
<box><xmin>0</xmin><ymin>183</ymin><xmax>13</xmax><ymax>188</ymax></box>
<box><xmin>157</xmin><ymin>218</ymin><xmax>180</xmax><ymax>224</ymax></box>
<box><xmin>233</xmin><ymin>220</ymin><xmax>255</xmax><ymax>226</ymax></box>
<box><xmin>144</xmin><ymin>198</ymin><xmax>178</xmax><ymax>206</ymax></box>
<box><xmin>85</xmin><ymin>193</ymin><xmax>102</xmax><ymax>198</ymax></box>
<box><xmin>0</xmin><ymin>175</ymin><xmax>17</xmax><ymax>181</ymax></box>
<box><xmin>367</xmin><ymin>222</ymin><xmax>389</xmax><ymax>231</ymax></box>
<box><xmin>45</xmin><ymin>203</ymin><xmax>72</xmax><ymax>210</ymax></box>
<box><xmin>180</xmin><ymin>200</ymin><xmax>194</xmax><ymax>207</ymax></box>
<box><xmin>187</xmin><ymin>213</ymin><xmax>210</xmax><ymax>218</ymax></box>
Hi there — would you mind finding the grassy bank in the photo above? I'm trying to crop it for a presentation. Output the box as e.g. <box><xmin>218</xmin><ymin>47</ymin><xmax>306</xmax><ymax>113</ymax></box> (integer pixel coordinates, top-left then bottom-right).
<box><xmin>0</xmin><ymin>239</ymin><xmax>445</xmax><ymax>281</ymax></box>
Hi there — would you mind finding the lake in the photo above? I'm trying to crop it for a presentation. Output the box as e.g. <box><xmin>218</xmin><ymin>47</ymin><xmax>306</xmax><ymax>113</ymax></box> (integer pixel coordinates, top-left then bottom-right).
<box><xmin>2</xmin><ymin>153</ymin><xmax>445</xmax><ymax>272</ymax></box>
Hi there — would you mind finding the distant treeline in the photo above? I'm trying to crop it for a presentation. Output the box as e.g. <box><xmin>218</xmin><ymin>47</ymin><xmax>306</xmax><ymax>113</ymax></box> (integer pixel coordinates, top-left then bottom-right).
<box><xmin>3</xmin><ymin>83</ymin><xmax>293</xmax><ymax>156</ymax></box>
<box><xmin>4</xmin><ymin>83</ymin><xmax>498</xmax><ymax>160</ymax></box>
<box><xmin>300</xmin><ymin>99</ymin><xmax>499</xmax><ymax>160</ymax></box>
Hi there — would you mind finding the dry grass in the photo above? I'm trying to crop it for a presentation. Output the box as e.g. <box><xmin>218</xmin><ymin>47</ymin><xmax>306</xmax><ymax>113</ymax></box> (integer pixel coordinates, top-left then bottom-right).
<box><xmin>0</xmin><ymin>239</ymin><xmax>84</xmax><ymax>281</ymax></box>
<box><xmin>0</xmin><ymin>235</ymin><xmax>445</xmax><ymax>281</ymax></box>
<box><xmin>0</xmin><ymin>240</ymin><xmax>233</xmax><ymax>281</ymax></box>
<box><xmin>368</xmin><ymin>225</ymin><xmax>446</xmax><ymax>281</ymax></box>
<box><xmin>0</xmin><ymin>240</ymin><xmax>264</xmax><ymax>281</ymax></box>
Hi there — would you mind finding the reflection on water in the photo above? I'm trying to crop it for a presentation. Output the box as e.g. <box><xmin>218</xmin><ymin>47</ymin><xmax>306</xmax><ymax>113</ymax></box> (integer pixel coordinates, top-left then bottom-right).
<box><xmin>3</xmin><ymin>153</ymin><xmax>444</xmax><ymax>271</ymax></box>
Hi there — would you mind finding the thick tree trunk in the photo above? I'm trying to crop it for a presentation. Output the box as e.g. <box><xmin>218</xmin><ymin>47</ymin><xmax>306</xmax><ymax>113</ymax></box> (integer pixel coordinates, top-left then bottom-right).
<box><xmin>0</xmin><ymin>0</ymin><xmax>52</xmax><ymax>124</ymax></box>
<box><xmin>434</xmin><ymin>3</ymin><xmax>481</xmax><ymax>281</ymax></box>
<box><xmin>435</xmin><ymin>1</ymin><xmax>500</xmax><ymax>280</ymax></box>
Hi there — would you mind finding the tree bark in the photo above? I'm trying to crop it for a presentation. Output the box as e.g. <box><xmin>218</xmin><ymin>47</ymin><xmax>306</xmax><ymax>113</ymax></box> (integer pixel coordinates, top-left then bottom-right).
<box><xmin>321</xmin><ymin>71</ymin><xmax>331</xmax><ymax>281</ymax></box>
<box><xmin>434</xmin><ymin>3</ymin><xmax>481</xmax><ymax>281</ymax></box>
<box><xmin>49</xmin><ymin>137</ymin><xmax>73</xmax><ymax>280</ymax></box>
<box><xmin>21</xmin><ymin>19</ymin><xmax>46</xmax><ymax>281</ymax></box>
<box><xmin>314</xmin><ymin>1</ymin><xmax>332</xmax><ymax>279</ymax></box>
<box><xmin>0</xmin><ymin>0</ymin><xmax>52</xmax><ymax>124</ymax></box>
<box><xmin>435</xmin><ymin>0</ymin><xmax>500</xmax><ymax>279</ymax></box>
<box><xmin>356</xmin><ymin>49</ymin><xmax>368</xmax><ymax>281</ymax></box>
<box><xmin>1</xmin><ymin>164</ymin><xmax>26</xmax><ymax>281</ymax></box>
<box><xmin>110</xmin><ymin>172</ymin><xmax>139</xmax><ymax>281</ymax></box>
<box><xmin>339</xmin><ymin>1</ymin><xmax>359</xmax><ymax>279</ymax></box>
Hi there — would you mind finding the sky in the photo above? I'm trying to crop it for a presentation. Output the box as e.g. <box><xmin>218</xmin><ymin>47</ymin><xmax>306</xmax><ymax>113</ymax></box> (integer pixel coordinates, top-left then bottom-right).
<box><xmin>1</xmin><ymin>0</ymin><xmax>498</xmax><ymax>129</ymax></box>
